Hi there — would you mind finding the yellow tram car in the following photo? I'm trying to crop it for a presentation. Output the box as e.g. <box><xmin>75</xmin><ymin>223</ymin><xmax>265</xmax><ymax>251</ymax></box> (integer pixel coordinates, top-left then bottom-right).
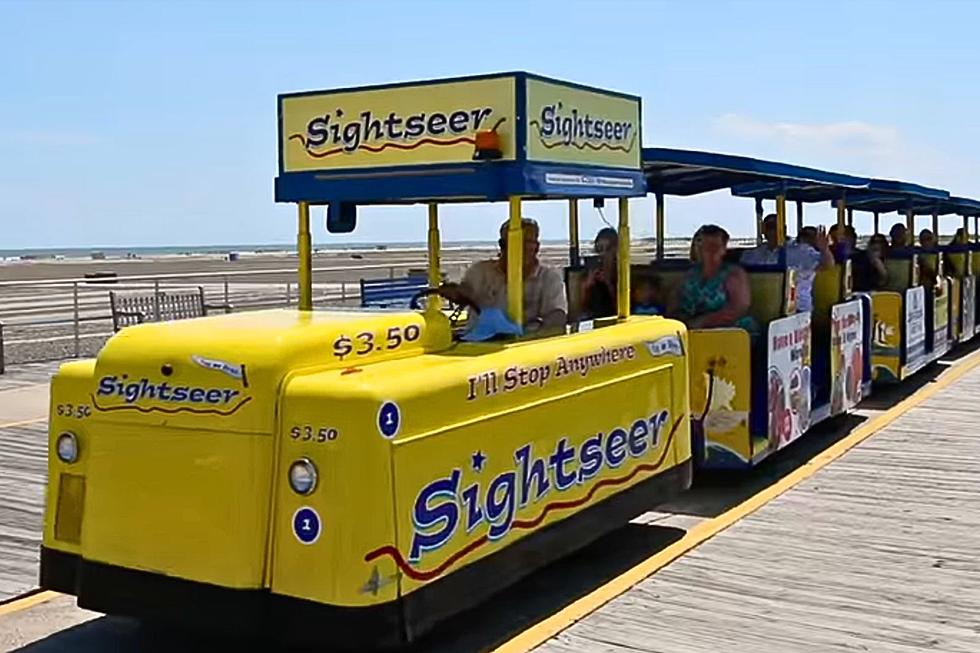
<box><xmin>39</xmin><ymin>72</ymin><xmax>693</xmax><ymax>648</ymax></box>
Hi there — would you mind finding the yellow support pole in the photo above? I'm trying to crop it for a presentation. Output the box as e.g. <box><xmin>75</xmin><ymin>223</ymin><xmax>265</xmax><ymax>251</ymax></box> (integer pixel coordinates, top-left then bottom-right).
<box><xmin>297</xmin><ymin>202</ymin><xmax>312</xmax><ymax>311</ymax></box>
<box><xmin>426</xmin><ymin>203</ymin><xmax>441</xmax><ymax>316</ymax></box>
<box><xmin>568</xmin><ymin>199</ymin><xmax>580</xmax><ymax>266</ymax></box>
<box><xmin>507</xmin><ymin>196</ymin><xmax>524</xmax><ymax>328</ymax></box>
<box><xmin>776</xmin><ymin>193</ymin><xmax>786</xmax><ymax>246</ymax></box>
<box><xmin>906</xmin><ymin>209</ymin><xmax>915</xmax><ymax>238</ymax></box>
<box><xmin>655</xmin><ymin>193</ymin><xmax>665</xmax><ymax>261</ymax></box>
<box><xmin>617</xmin><ymin>198</ymin><xmax>631</xmax><ymax>320</ymax></box>
<box><xmin>795</xmin><ymin>201</ymin><xmax>803</xmax><ymax>236</ymax></box>
<box><xmin>836</xmin><ymin>198</ymin><xmax>846</xmax><ymax>231</ymax></box>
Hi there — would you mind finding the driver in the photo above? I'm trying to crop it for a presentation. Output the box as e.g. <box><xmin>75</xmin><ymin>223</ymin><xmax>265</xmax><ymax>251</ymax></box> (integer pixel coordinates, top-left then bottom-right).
<box><xmin>441</xmin><ymin>217</ymin><xmax>568</xmax><ymax>334</ymax></box>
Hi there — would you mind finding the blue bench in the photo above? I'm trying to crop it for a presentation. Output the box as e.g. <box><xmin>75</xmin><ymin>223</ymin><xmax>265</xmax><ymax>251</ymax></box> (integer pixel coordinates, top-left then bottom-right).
<box><xmin>359</xmin><ymin>275</ymin><xmax>431</xmax><ymax>309</ymax></box>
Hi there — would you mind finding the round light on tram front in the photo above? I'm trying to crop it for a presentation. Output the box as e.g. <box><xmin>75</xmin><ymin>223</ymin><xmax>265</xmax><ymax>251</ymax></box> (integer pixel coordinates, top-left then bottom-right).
<box><xmin>288</xmin><ymin>458</ymin><xmax>318</xmax><ymax>495</ymax></box>
<box><xmin>56</xmin><ymin>432</ymin><xmax>79</xmax><ymax>464</ymax></box>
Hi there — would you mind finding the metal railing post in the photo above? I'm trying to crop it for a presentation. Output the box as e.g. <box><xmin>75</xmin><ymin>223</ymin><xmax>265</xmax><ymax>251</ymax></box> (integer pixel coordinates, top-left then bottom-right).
<box><xmin>72</xmin><ymin>281</ymin><xmax>80</xmax><ymax>358</ymax></box>
<box><xmin>223</xmin><ymin>276</ymin><xmax>230</xmax><ymax>309</ymax></box>
<box><xmin>0</xmin><ymin>321</ymin><xmax>5</xmax><ymax>374</ymax></box>
<box><xmin>286</xmin><ymin>282</ymin><xmax>292</xmax><ymax>306</ymax></box>
<box><xmin>153</xmin><ymin>280</ymin><xmax>161</xmax><ymax>321</ymax></box>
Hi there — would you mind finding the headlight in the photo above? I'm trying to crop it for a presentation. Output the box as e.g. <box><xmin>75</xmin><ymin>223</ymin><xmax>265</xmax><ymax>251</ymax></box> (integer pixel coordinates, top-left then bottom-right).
<box><xmin>288</xmin><ymin>458</ymin><xmax>318</xmax><ymax>495</ymax></box>
<box><xmin>56</xmin><ymin>432</ymin><xmax>79</xmax><ymax>464</ymax></box>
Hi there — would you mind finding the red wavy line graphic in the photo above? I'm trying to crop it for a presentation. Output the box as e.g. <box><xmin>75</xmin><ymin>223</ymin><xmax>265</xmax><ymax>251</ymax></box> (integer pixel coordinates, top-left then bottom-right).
<box><xmin>90</xmin><ymin>394</ymin><xmax>252</xmax><ymax>417</ymax></box>
<box><xmin>528</xmin><ymin>120</ymin><xmax>637</xmax><ymax>153</ymax></box>
<box><xmin>288</xmin><ymin>133</ymin><xmax>476</xmax><ymax>158</ymax></box>
<box><xmin>364</xmin><ymin>417</ymin><xmax>682</xmax><ymax>582</ymax></box>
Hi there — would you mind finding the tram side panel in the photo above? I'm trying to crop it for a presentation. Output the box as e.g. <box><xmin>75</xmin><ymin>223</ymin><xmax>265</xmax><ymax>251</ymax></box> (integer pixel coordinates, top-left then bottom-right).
<box><xmin>270</xmin><ymin>319</ymin><xmax>693</xmax><ymax>642</ymax></box>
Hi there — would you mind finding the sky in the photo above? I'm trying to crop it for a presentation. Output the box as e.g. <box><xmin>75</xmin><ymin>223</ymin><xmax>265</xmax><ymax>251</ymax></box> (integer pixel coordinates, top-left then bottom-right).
<box><xmin>3</xmin><ymin>0</ymin><xmax>980</xmax><ymax>250</ymax></box>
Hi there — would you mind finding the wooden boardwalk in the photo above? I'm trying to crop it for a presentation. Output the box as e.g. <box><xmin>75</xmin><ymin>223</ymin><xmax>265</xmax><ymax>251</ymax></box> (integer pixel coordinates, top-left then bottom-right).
<box><xmin>0</xmin><ymin>421</ymin><xmax>46</xmax><ymax>603</ymax></box>
<box><xmin>534</xmin><ymin>367</ymin><xmax>980</xmax><ymax>653</ymax></box>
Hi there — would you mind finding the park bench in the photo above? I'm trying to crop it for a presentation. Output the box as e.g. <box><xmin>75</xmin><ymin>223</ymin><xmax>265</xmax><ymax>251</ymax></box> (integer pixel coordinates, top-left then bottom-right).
<box><xmin>109</xmin><ymin>286</ymin><xmax>232</xmax><ymax>332</ymax></box>
<box><xmin>359</xmin><ymin>274</ymin><xmax>438</xmax><ymax>309</ymax></box>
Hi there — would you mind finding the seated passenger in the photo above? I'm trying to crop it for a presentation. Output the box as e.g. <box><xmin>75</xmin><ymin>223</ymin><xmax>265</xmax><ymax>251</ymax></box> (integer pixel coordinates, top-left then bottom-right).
<box><xmin>581</xmin><ymin>227</ymin><xmax>618</xmax><ymax>319</ymax></box>
<box><xmin>919</xmin><ymin>228</ymin><xmax>937</xmax><ymax>251</ymax></box>
<box><xmin>689</xmin><ymin>226</ymin><xmax>704</xmax><ymax>263</ymax></box>
<box><xmin>740</xmin><ymin>214</ymin><xmax>833</xmax><ymax>314</ymax></box>
<box><xmin>632</xmin><ymin>276</ymin><xmax>665</xmax><ymax>315</ymax></box>
<box><xmin>672</xmin><ymin>224</ymin><xmax>758</xmax><ymax>335</ymax></box>
<box><xmin>440</xmin><ymin>218</ymin><xmax>567</xmax><ymax>335</ymax></box>
<box><xmin>797</xmin><ymin>226</ymin><xmax>818</xmax><ymax>248</ymax></box>
<box><xmin>889</xmin><ymin>222</ymin><xmax>909</xmax><ymax>250</ymax></box>
<box><xmin>953</xmin><ymin>227</ymin><xmax>969</xmax><ymax>245</ymax></box>
<box><xmin>852</xmin><ymin>234</ymin><xmax>889</xmax><ymax>291</ymax></box>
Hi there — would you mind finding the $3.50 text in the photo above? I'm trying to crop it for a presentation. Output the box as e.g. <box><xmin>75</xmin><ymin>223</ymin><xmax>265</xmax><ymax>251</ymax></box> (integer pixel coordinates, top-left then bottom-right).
<box><xmin>332</xmin><ymin>324</ymin><xmax>421</xmax><ymax>359</ymax></box>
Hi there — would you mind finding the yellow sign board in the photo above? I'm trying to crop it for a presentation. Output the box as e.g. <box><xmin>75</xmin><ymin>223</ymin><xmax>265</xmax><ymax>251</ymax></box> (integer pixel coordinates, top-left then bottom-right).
<box><xmin>524</xmin><ymin>78</ymin><xmax>641</xmax><ymax>169</ymax></box>
<box><xmin>280</xmin><ymin>77</ymin><xmax>517</xmax><ymax>172</ymax></box>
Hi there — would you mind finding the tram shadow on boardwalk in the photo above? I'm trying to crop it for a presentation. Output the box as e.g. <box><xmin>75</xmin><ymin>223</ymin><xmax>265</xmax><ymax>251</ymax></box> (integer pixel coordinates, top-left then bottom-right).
<box><xmin>13</xmin><ymin>340</ymin><xmax>980</xmax><ymax>653</ymax></box>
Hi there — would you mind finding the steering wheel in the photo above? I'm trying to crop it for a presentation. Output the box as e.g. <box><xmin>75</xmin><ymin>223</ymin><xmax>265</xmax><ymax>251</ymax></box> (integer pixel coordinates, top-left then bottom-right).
<box><xmin>410</xmin><ymin>287</ymin><xmax>477</xmax><ymax>329</ymax></box>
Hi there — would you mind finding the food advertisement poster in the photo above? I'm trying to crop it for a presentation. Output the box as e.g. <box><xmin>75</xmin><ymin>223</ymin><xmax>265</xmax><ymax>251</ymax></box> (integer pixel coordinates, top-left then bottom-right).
<box><xmin>965</xmin><ymin>276</ymin><xmax>977</xmax><ymax>337</ymax></box>
<box><xmin>904</xmin><ymin>286</ymin><xmax>926</xmax><ymax>372</ymax></box>
<box><xmin>767</xmin><ymin>312</ymin><xmax>812</xmax><ymax>452</ymax></box>
<box><xmin>830</xmin><ymin>300</ymin><xmax>864</xmax><ymax>415</ymax></box>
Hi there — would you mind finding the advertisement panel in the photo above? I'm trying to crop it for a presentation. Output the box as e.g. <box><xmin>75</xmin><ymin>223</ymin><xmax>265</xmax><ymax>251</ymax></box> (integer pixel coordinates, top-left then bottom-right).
<box><xmin>767</xmin><ymin>312</ymin><xmax>812</xmax><ymax>452</ymax></box>
<box><xmin>830</xmin><ymin>300</ymin><xmax>864</xmax><ymax>415</ymax></box>
<box><xmin>524</xmin><ymin>77</ymin><xmax>640</xmax><ymax>169</ymax></box>
<box><xmin>965</xmin><ymin>276</ymin><xmax>978</xmax><ymax>337</ymax></box>
<box><xmin>905</xmin><ymin>286</ymin><xmax>927</xmax><ymax>373</ymax></box>
<box><xmin>280</xmin><ymin>76</ymin><xmax>517</xmax><ymax>172</ymax></box>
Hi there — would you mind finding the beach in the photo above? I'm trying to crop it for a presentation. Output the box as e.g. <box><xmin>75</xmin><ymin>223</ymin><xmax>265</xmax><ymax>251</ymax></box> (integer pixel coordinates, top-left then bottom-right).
<box><xmin>0</xmin><ymin>238</ymin><xmax>737</xmax><ymax>367</ymax></box>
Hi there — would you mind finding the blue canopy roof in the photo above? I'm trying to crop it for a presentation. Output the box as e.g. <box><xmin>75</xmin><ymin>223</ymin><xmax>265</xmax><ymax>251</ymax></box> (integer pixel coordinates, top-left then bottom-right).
<box><xmin>642</xmin><ymin>147</ymin><xmax>870</xmax><ymax>197</ymax></box>
<box><xmin>832</xmin><ymin>179</ymin><xmax>950</xmax><ymax>214</ymax></box>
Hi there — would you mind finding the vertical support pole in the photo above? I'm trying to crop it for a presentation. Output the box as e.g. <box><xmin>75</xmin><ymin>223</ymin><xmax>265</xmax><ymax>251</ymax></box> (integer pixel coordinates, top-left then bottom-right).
<box><xmin>975</xmin><ymin>216</ymin><xmax>979</xmax><ymax>243</ymax></box>
<box><xmin>153</xmin><ymin>279</ymin><xmax>161</xmax><ymax>321</ymax></box>
<box><xmin>568</xmin><ymin>199</ymin><xmax>580</xmax><ymax>267</ymax></box>
<box><xmin>795</xmin><ymin>200</ymin><xmax>804</xmax><ymax>236</ymax></box>
<box><xmin>836</xmin><ymin>198</ymin><xmax>846</xmax><ymax>231</ymax></box>
<box><xmin>655</xmin><ymin>192</ymin><xmax>665</xmax><ymax>261</ymax></box>
<box><xmin>617</xmin><ymin>198</ymin><xmax>631</xmax><ymax>320</ymax></box>
<box><xmin>776</xmin><ymin>193</ymin><xmax>786</xmax><ymax>246</ymax></box>
<box><xmin>963</xmin><ymin>214</ymin><xmax>969</xmax><ymax>242</ymax></box>
<box><xmin>932</xmin><ymin>210</ymin><xmax>939</xmax><ymax>239</ymax></box>
<box><xmin>426</xmin><ymin>203</ymin><xmax>441</xmax><ymax>317</ymax></box>
<box><xmin>298</xmin><ymin>202</ymin><xmax>312</xmax><ymax>311</ymax></box>
<box><xmin>755</xmin><ymin>197</ymin><xmax>764</xmax><ymax>245</ymax></box>
<box><xmin>906</xmin><ymin>209</ymin><xmax>915</xmax><ymax>240</ymax></box>
<box><xmin>73</xmin><ymin>282</ymin><xmax>80</xmax><ymax>358</ymax></box>
<box><xmin>507</xmin><ymin>196</ymin><xmax>524</xmax><ymax>328</ymax></box>
<box><xmin>847</xmin><ymin>208</ymin><xmax>854</xmax><ymax>228</ymax></box>
<box><xmin>874</xmin><ymin>211</ymin><xmax>880</xmax><ymax>235</ymax></box>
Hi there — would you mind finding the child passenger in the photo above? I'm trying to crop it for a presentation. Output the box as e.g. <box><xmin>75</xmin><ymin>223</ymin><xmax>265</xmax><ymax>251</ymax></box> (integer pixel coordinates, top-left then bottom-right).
<box><xmin>632</xmin><ymin>276</ymin><xmax>665</xmax><ymax>315</ymax></box>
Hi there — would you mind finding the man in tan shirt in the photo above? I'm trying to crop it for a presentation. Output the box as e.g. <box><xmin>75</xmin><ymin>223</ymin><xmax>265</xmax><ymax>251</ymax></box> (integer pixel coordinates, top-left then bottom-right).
<box><xmin>441</xmin><ymin>218</ymin><xmax>568</xmax><ymax>334</ymax></box>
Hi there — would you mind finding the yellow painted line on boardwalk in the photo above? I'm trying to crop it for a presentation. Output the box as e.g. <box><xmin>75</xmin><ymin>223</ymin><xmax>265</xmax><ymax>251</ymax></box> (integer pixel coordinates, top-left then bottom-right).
<box><xmin>494</xmin><ymin>349</ymin><xmax>980</xmax><ymax>653</ymax></box>
<box><xmin>0</xmin><ymin>416</ymin><xmax>46</xmax><ymax>429</ymax></box>
<box><xmin>0</xmin><ymin>591</ymin><xmax>61</xmax><ymax>618</ymax></box>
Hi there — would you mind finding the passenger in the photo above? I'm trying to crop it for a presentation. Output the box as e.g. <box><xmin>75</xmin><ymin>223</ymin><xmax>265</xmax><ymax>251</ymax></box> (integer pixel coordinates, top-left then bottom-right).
<box><xmin>740</xmin><ymin>213</ymin><xmax>833</xmax><ymax>314</ymax></box>
<box><xmin>581</xmin><ymin>227</ymin><xmax>618</xmax><ymax>319</ymax></box>
<box><xmin>797</xmin><ymin>226</ymin><xmax>818</xmax><ymax>248</ymax></box>
<box><xmin>440</xmin><ymin>218</ymin><xmax>567</xmax><ymax>334</ymax></box>
<box><xmin>852</xmin><ymin>234</ymin><xmax>889</xmax><ymax>291</ymax></box>
<box><xmin>919</xmin><ymin>228</ymin><xmax>937</xmax><ymax>251</ymax></box>
<box><xmin>632</xmin><ymin>276</ymin><xmax>665</xmax><ymax>315</ymax></box>
<box><xmin>889</xmin><ymin>223</ymin><xmax>909</xmax><ymax>249</ymax></box>
<box><xmin>828</xmin><ymin>224</ymin><xmax>850</xmax><ymax>261</ymax></box>
<box><xmin>844</xmin><ymin>225</ymin><xmax>859</xmax><ymax>250</ymax></box>
<box><xmin>689</xmin><ymin>227</ymin><xmax>704</xmax><ymax>263</ymax></box>
<box><xmin>672</xmin><ymin>224</ymin><xmax>758</xmax><ymax>334</ymax></box>
<box><xmin>953</xmin><ymin>227</ymin><xmax>970</xmax><ymax>245</ymax></box>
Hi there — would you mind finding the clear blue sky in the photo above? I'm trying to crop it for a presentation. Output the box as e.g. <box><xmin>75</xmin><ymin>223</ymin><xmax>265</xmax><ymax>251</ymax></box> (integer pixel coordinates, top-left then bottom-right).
<box><xmin>3</xmin><ymin>0</ymin><xmax>979</xmax><ymax>249</ymax></box>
